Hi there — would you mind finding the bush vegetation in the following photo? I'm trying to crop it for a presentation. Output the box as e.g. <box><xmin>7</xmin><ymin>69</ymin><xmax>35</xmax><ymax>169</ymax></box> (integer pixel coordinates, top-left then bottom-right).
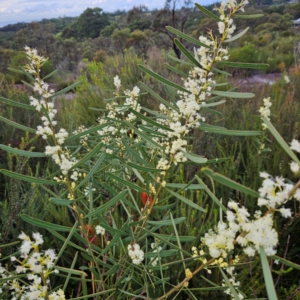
<box><xmin>1</xmin><ymin>0</ymin><xmax>300</xmax><ymax>299</ymax></box>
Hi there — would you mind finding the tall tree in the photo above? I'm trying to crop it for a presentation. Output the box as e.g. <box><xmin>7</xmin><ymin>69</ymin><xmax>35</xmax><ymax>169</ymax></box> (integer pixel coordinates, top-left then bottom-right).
<box><xmin>126</xmin><ymin>5</ymin><xmax>151</xmax><ymax>31</ymax></box>
<box><xmin>126</xmin><ymin>30</ymin><xmax>151</xmax><ymax>59</ymax></box>
<box><xmin>112</xmin><ymin>28</ymin><xmax>130</xmax><ymax>56</ymax></box>
<box><xmin>62</xmin><ymin>8</ymin><xmax>110</xmax><ymax>40</ymax></box>
<box><xmin>14</xmin><ymin>22</ymin><xmax>55</xmax><ymax>55</ymax></box>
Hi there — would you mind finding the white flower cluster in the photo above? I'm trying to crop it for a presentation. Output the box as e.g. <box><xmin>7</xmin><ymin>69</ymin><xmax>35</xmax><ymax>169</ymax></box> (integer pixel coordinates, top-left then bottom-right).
<box><xmin>149</xmin><ymin>243</ymin><xmax>162</xmax><ymax>267</ymax></box>
<box><xmin>290</xmin><ymin>139</ymin><xmax>300</xmax><ymax>153</ymax></box>
<box><xmin>128</xmin><ymin>243</ymin><xmax>144</xmax><ymax>265</ymax></box>
<box><xmin>215</xmin><ymin>0</ymin><xmax>249</xmax><ymax>39</ymax></box>
<box><xmin>25</xmin><ymin>47</ymin><xmax>80</xmax><ymax>179</ymax></box>
<box><xmin>201</xmin><ymin>200</ymin><xmax>277</xmax><ymax>258</ymax></box>
<box><xmin>258</xmin><ymin>172</ymin><xmax>294</xmax><ymax>210</ymax></box>
<box><xmin>150</xmin><ymin>1</ymin><xmax>250</xmax><ymax>171</ymax></box>
<box><xmin>73</xmin><ymin>125</ymin><xmax>89</xmax><ymax>145</ymax></box>
<box><xmin>0</xmin><ymin>232</ymin><xmax>66</xmax><ymax>300</ymax></box>
<box><xmin>222</xmin><ymin>258</ymin><xmax>244</xmax><ymax>300</ymax></box>
<box><xmin>290</xmin><ymin>139</ymin><xmax>300</xmax><ymax>173</ymax></box>
<box><xmin>201</xmin><ymin>168</ymin><xmax>300</xmax><ymax>260</ymax></box>
<box><xmin>259</xmin><ymin>97</ymin><xmax>272</xmax><ymax>130</ymax></box>
<box><xmin>95</xmin><ymin>225</ymin><xmax>105</xmax><ymax>236</ymax></box>
<box><xmin>97</xmin><ymin>76</ymin><xmax>142</xmax><ymax>147</ymax></box>
<box><xmin>24</xmin><ymin>46</ymin><xmax>46</xmax><ymax>74</ymax></box>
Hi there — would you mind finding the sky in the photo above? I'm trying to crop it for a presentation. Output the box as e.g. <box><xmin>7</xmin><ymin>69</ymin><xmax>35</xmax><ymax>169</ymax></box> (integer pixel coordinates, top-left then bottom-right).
<box><xmin>0</xmin><ymin>0</ymin><xmax>216</xmax><ymax>28</ymax></box>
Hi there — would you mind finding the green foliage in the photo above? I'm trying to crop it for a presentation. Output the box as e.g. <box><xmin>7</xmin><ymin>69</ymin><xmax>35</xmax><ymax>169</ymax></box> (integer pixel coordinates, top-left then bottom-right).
<box><xmin>100</xmin><ymin>22</ymin><xmax>119</xmax><ymax>37</ymax></box>
<box><xmin>1</xmin><ymin>1</ymin><xmax>300</xmax><ymax>299</ymax></box>
<box><xmin>61</xmin><ymin>7</ymin><xmax>110</xmax><ymax>40</ymax></box>
<box><xmin>126</xmin><ymin>30</ymin><xmax>151</xmax><ymax>58</ymax></box>
<box><xmin>126</xmin><ymin>5</ymin><xmax>151</xmax><ymax>31</ymax></box>
<box><xmin>111</xmin><ymin>28</ymin><xmax>131</xmax><ymax>55</ymax></box>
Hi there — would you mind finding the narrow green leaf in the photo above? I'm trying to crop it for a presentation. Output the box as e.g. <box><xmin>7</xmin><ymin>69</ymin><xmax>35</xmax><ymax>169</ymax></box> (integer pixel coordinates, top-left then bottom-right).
<box><xmin>165</xmin><ymin>84</ymin><xmax>181</xmax><ymax>106</ymax></box>
<box><xmin>139</xmin><ymin>65</ymin><xmax>189</xmax><ymax>93</ymax></box>
<box><xmin>21</xmin><ymin>214</ymin><xmax>72</xmax><ymax>231</ymax></box>
<box><xmin>165</xmin><ymin>183</ymin><xmax>204</xmax><ymax>190</ymax></box>
<box><xmin>218</xmin><ymin>61</ymin><xmax>269</xmax><ymax>69</ymax></box>
<box><xmin>21</xmin><ymin>80</ymin><xmax>34</xmax><ymax>89</ymax></box>
<box><xmin>195</xmin><ymin>176</ymin><xmax>227</xmax><ymax>212</ymax></box>
<box><xmin>234</xmin><ymin>14</ymin><xmax>264</xmax><ymax>19</ymax></box>
<box><xmin>50</xmin><ymin>81</ymin><xmax>81</xmax><ymax>99</ymax></box>
<box><xmin>147</xmin><ymin>217</ymin><xmax>186</xmax><ymax>226</ymax></box>
<box><xmin>55</xmin><ymin>266</ymin><xmax>87</xmax><ymax>276</ymax></box>
<box><xmin>71</xmin><ymin>142</ymin><xmax>104</xmax><ymax>170</ymax></box>
<box><xmin>207</xmin><ymin>88</ymin><xmax>238</xmax><ymax>104</ymax></box>
<box><xmin>49</xmin><ymin>198</ymin><xmax>73</xmax><ymax>206</ymax></box>
<box><xmin>20</xmin><ymin>67</ymin><xmax>35</xmax><ymax>81</ymax></box>
<box><xmin>7</xmin><ymin>67</ymin><xmax>24</xmax><ymax>74</ymax></box>
<box><xmin>174</xmin><ymin>38</ymin><xmax>205</xmax><ymax>70</ymax></box>
<box><xmin>128</xmin><ymin>108</ymin><xmax>173</xmax><ymax>132</ymax></box>
<box><xmin>0</xmin><ymin>170</ymin><xmax>59</xmax><ymax>185</ymax></box>
<box><xmin>199</xmin><ymin>126</ymin><xmax>261</xmax><ymax>136</ymax></box>
<box><xmin>142</xmin><ymin>107</ymin><xmax>172</xmax><ymax>119</ymax></box>
<box><xmin>272</xmin><ymin>256</ymin><xmax>300</xmax><ymax>271</ymax></box>
<box><xmin>167</xmin><ymin>54</ymin><xmax>193</xmax><ymax>66</ymax></box>
<box><xmin>202</xmin><ymin>107</ymin><xmax>222</xmax><ymax>115</ymax></box>
<box><xmin>201</xmin><ymin>167</ymin><xmax>259</xmax><ymax>197</ymax></box>
<box><xmin>0</xmin><ymin>144</ymin><xmax>46</xmax><ymax>157</ymax></box>
<box><xmin>0</xmin><ymin>116</ymin><xmax>36</xmax><ymax>133</ymax></box>
<box><xmin>262</xmin><ymin>117</ymin><xmax>300</xmax><ymax>164</ymax></box>
<box><xmin>184</xmin><ymin>152</ymin><xmax>208</xmax><ymax>164</ymax></box>
<box><xmin>107</xmin><ymin>172</ymin><xmax>147</xmax><ymax>193</ymax></box>
<box><xmin>224</xmin><ymin>27</ymin><xmax>249</xmax><ymax>43</ymax></box>
<box><xmin>74</xmin><ymin>153</ymin><xmax>106</xmax><ymax>190</ymax></box>
<box><xmin>65</xmin><ymin>122</ymin><xmax>112</xmax><ymax>142</ymax></box>
<box><xmin>211</xmin><ymin>90</ymin><xmax>254</xmax><ymax>98</ymax></box>
<box><xmin>195</xmin><ymin>3</ymin><xmax>222</xmax><ymax>21</ymax></box>
<box><xmin>259</xmin><ymin>246</ymin><xmax>278</xmax><ymax>300</ymax></box>
<box><xmin>49</xmin><ymin>230</ymin><xmax>87</xmax><ymax>252</ymax></box>
<box><xmin>122</xmin><ymin>139</ymin><xmax>152</xmax><ymax>167</ymax></box>
<box><xmin>42</xmin><ymin>70</ymin><xmax>58</xmax><ymax>80</ymax></box>
<box><xmin>84</xmin><ymin>190</ymin><xmax>127</xmax><ymax>219</ymax></box>
<box><xmin>63</xmin><ymin>252</ymin><xmax>78</xmax><ymax>291</ymax></box>
<box><xmin>0</xmin><ymin>274</ymin><xmax>27</xmax><ymax>282</ymax></box>
<box><xmin>211</xmin><ymin>67</ymin><xmax>232</xmax><ymax>76</ymax></box>
<box><xmin>209</xmin><ymin>82</ymin><xmax>229</xmax><ymax>87</ymax></box>
<box><xmin>125</xmin><ymin>122</ymin><xmax>164</xmax><ymax>150</ymax></box>
<box><xmin>219</xmin><ymin>267</ymin><xmax>241</xmax><ymax>300</ymax></box>
<box><xmin>158</xmin><ymin>234</ymin><xmax>196</xmax><ymax>242</ymax></box>
<box><xmin>138</xmin><ymin>125</ymin><xmax>168</xmax><ymax>138</ymax></box>
<box><xmin>100</xmin><ymin>231</ymin><xmax>123</xmax><ymax>256</ymax></box>
<box><xmin>166</xmin><ymin>26</ymin><xmax>210</xmax><ymax>48</ymax></box>
<box><xmin>164</xmin><ymin>63</ymin><xmax>187</xmax><ymax>77</ymax></box>
<box><xmin>202</xmin><ymin>99</ymin><xmax>227</xmax><ymax>107</ymax></box>
<box><xmin>199</xmin><ymin>123</ymin><xmax>227</xmax><ymax>130</ymax></box>
<box><xmin>55</xmin><ymin>222</ymin><xmax>78</xmax><ymax>263</ymax></box>
<box><xmin>145</xmin><ymin>249</ymin><xmax>178</xmax><ymax>258</ymax></box>
<box><xmin>103</xmin><ymin>264</ymin><xmax>120</xmax><ymax>276</ymax></box>
<box><xmin>0</xmin><ymin>96</ymin><xmax>35</xmax><ymax>110</ymax></box>
<box><xmin>0</xmin><ymin>241</ymin><xmax>20</xmax><ymax>249</ymax></box>
<box><xmin>167</xmin><ymin>188</ymin><xmax>206</xmax><ymax>212</ymax></box>
<box><xmin>127</xmin><ymin>162</ymin><xmax>161</xmax><ymax>173</ymax></box>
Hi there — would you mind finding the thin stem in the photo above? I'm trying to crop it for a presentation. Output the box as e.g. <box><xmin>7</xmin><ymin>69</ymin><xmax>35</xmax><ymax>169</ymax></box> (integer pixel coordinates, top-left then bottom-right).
<box><xmin>157</xmin><ymin>258</ymin><xmax>216</xmax><ymax>300</ymax></box>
